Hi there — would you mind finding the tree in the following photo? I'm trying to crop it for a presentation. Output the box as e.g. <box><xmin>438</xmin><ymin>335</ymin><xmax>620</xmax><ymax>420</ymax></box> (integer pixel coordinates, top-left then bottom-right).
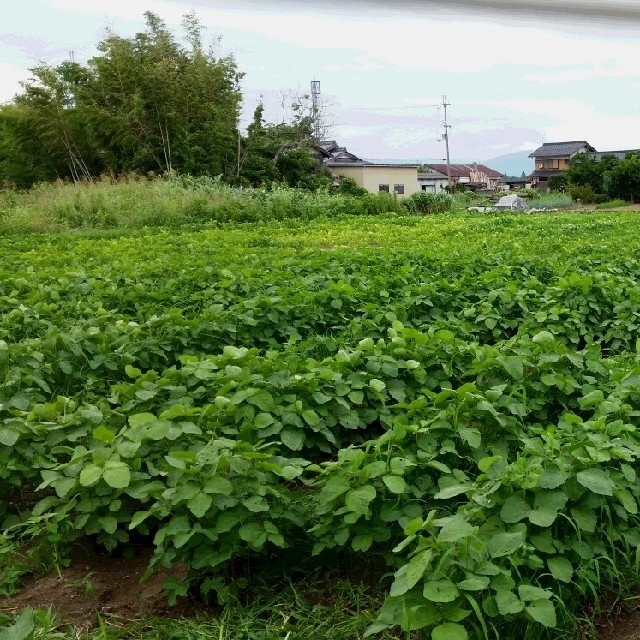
<box><xmin>607</xmin><ymin>153</ymin><xmax>640</xmax><ymax>203</ymax></box>
<box><xmin>82</xmin><ymin>11</ymin><xmax>242</xmax><ymax>177</ymax></box>
<box><xmin>237</xmin><ymin>98</ymin><xmax>332</xmax><ymax>189</ymax></box>
<box><xmin>0</xmin><ymin>11</ymin><xmax>243</xmax><ymax>187</ymax></box>
<box><xmin>547</xmin><ymin>174</ymin><xmax>568</xmax><ymax>192</ymax></box>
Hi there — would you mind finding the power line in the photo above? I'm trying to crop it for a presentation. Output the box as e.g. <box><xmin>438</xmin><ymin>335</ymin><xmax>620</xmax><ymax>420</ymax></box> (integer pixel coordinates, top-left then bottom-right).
<box><xmin>333</xmin><ymin>104</ymin><xmax>440</xmax><ymax>111</ymax></box>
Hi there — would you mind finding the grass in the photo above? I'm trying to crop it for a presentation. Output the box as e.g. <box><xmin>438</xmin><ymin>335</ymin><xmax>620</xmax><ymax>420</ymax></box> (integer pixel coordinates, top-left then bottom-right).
<box><xmin>595</xmin><ymin>199</ymin><xmax>629</xmax><ymax>209</ymax></box>
<box><xmin>0</xmin><ymin>175</ymin><xmax>414</xmax><ymax>233</ymax></box>
<box><xmin>525</xmin><ymin>193</ymin><xmax>574</xmax><ymax>209</ymax></box>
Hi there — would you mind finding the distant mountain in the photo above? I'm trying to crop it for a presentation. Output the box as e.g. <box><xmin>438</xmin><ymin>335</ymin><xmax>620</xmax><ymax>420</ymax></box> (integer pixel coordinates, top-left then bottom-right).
<box><xmin>483</xmin><ymin>150</ymin><xmax>534</xmax><ymax>177</ymax></box>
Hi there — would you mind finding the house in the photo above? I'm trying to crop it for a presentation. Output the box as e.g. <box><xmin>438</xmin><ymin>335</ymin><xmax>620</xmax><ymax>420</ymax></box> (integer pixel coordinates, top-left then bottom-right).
<box><xmin>418</xmin><ymin>169</ymin><xmax>449</xmax><ymax>192</ymax></box>
<box><xmin>589</xmin><ymin>149</ymin><xmax>640</xmax><ymax>162</ymax></box>
<box><xmin>424</xmin><ymin>163</ymin><xmax>504</xmax><ymax>191</ymax></box>
<box><xmin>528</xmin><ymin>141</ymin><xmax>596</xmax><ymax>191</ymax></box>
<box><xmin>318</xmin><ymin>140</ymin><xmax>419</xmax><ymax>197</ymax></box>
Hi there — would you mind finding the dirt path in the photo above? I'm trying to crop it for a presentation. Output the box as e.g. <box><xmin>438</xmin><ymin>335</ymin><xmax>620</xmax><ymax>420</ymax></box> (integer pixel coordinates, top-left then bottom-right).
<box><xmin>0</xmin><ymin>546</ymin><xmax>192</xmax><ymax>633</ymax></box>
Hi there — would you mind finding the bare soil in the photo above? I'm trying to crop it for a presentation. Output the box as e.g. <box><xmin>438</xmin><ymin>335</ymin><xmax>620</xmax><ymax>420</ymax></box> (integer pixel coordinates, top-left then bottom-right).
<box><xmin>0</xmin><ymin>545</ymin><xmax>193</xmax><ymax>633</ymax></box>
<box><xmin>3</xmin><ymin>543</ymin><xmax>640</xmax><ymax>638</ymax></box>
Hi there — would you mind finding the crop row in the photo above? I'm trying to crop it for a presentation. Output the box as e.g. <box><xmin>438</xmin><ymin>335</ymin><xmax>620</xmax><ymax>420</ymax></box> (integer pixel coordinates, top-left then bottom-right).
<box><xmin>4</xmin><ymin>216</ymin><xmax>640</xmax><ymax>638</ymax></box>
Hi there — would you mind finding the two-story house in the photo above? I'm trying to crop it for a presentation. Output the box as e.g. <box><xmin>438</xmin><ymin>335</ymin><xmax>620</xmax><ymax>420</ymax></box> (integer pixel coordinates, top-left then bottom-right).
<box><xmin>529</xmin><ymin>141</ymin><xmax>596</xmax><ymax>191</ymax></box>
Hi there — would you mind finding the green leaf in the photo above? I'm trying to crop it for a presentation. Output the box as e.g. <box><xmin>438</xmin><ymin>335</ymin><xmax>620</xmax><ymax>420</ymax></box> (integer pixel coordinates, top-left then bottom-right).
<box><xmin>538</xmin><ymin>467</ymin><xmax>567</xmax><ymax>489</ymax></box>
<box><xmin>369</xmin><ymin>378</ymin><xmax>386</xmax><ymax>393</ymax></box>
<box><xmin>532</xmin><ymin>330</ymin><xmax>555</xmax><ymax>345</ymax></box>
<box><xmin>487</xmin><ymin>532</ymin><xmax>523</xmax><ymax>558</ymax></box>
<box><xmin>203</xmin><ymin>476</ymin><xmax>233</xmax><ymax>495</ymax></box>
<box><xmin>79</xmin><ymin>464</ymin><xmax>103</xmax><ymax>487</ymax></box>
<box><xmin>382</xmin><ymin>475</ymin><xmax>406</xmax><ymax>494</ymax></box>
<box><xmin>125</xmin><ymin>364</ymin><xmax>142</xmax><ymax>378</ymax></box>
<box><xmin>500</xmin><ymin>495</ymin><xmax>530</xmax><ymax>523</ymax></box>
<box><xmin>0</xmin><ymin>428</ymin><xmax>20</xmax><ymax>446</ymax></box>
<box><xmin>390</xmin><ymin>550</ymin><xmax>432</xmax><ymax>596</ymax></box>
<box><xmin>54</xmin><ymin>476</ymin><xmax>76</xmax><ymax>498</ymax></box>
<box><xmin>128</xmin><ymin>412</ymin><xmax>156</xmax><ymax>427</ymax></box>
<box><xmin>92</xmin><ymin>425</ymin><xmax>115</xmax><ymax>443</ymax></box>
<box><xmin>525</xmin><ymin>599</ymin><xmax>557</xmax><ymax>628</ymax></box>
<box><xmin>499</xmin><ymin>356</ymin><xmax>523</xmax><ymax>380</ymax></box>
<box><xmin>238</xmin><ymin>522</ymin><xmax>267</xmax><ymax>548</ymax></box>
<box><xmin>102</xmin><ymin>461</ymin><xmax>130</xmax><ymax>488</ymax></box>
<box><xmin>432</xmin><ymin>623</ymin><xmax>468</xmax><ymax>640</ymax></box>
<box><xmin>547</xmin><ymin>556</ymin><xmax>573</xmax><ymax>583</ymax></box>
<box><xmin>348</xmin><ymin>390</ymin><xmax>364</xmax><ymax>404</ymax></box>
<box><xmin>571</xmin><ymin>505</ymin><xmax>597</xmax><ymax>532</ymax></box>
<box><xmin>281</xmin><ymin>427</ymin><xmax>305</xmax><ymax>451</ymax></box>
<box><xmin>459</xmin><ymin>427</ymin><xmax>482</xmax><ymax>449</ymax></box>
<box><xmin>495</xmin><ymin>591</ymin><xmax>523</xmax><ymax>615</ymax></box>
<box><xmin>457</xmin><ymin>575</ymin><xmax>490</xmax><ymax>591</ymax></box>
<box><xmin>616</xmin><ymin>488</ymin><xmax>638</xmax><ymax>514</ymax></box>
<box><xmin>243</xmin><ymin>495</ymin><xmax>270</xmax><ymax>512</ymax></box>
<box><xmin>576</xmin><ymin>468</ymin><xmax>615</xmax><ymax>496</ymax></box>
<box><xmin>434</xmin><ymin>484</ymin><xmax>472</xmax><ymax>499</ymax></box>
<box><xmin>248</xmin><ymin>390</ymin><xmax>276</xmax><ymax>412</ymax></box>
<box><xmin>0</xmin><ymin>606</ymin><xmax>34</xmax><ymax>640</ymax></box>
<box><xmin>301</xmin><ymin>409</ymin><xmax>320</xmax><ymax>427</ymax></box>
<box><xmin>345</xmin><ymin>485</ymin><xmax>376</xmax><ymax>514</ymax></box>
<box><xmin>254</xmin><ymin>412</ymin><xmax>274</xmax><ymax>429</ymax></box>
<box><xmin>423</xmin><ymin>579</ymin><xmax>459</xmax><ymax>603</ymax></box>
<box><xmin>313</xmin><ymin>391</ymin><xmax>332</xmax><ymax>404</ymax></box>
<box><xmin>437</xmin><ymin>516</ymin><xmax>477</xmax><ymax>543</ymax></box>
<box><xmin>187</xmin><ymin>492</ymin><xmax>213</xmax><ymax>518</ymax></box>
<box><xmin>100</xmin><ymin>516</ymin><xmax>118</xmax><ymax>535</ymax></box>
<box><xmin>319</xmin><ymin>476</ymin><xmax>351</xmax><ymax>502</ymax></box>
<box><xmin>518</xmin><ymin>585</ymin><xmax>552</xmax><ymax>601</ymax></box>
<box><xmin>351</xmin><ymin>534</ymin><xmax>374</xmax><ymax>552</ymax></box>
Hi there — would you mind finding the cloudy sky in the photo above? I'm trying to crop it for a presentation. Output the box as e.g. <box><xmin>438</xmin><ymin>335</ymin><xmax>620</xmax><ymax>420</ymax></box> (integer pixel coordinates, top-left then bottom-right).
<box><xmin>2</xmin><ymin>0</ymin><xmax>640</xmax><ymax>169</ymax></box>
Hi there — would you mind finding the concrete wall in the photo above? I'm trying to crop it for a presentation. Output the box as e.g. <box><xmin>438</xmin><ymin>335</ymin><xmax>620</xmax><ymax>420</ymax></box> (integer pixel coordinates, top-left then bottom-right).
<box><xmin>330</xmin><ymin>165</ymin><xmax>419</xmax><ymax>197</ymax></box>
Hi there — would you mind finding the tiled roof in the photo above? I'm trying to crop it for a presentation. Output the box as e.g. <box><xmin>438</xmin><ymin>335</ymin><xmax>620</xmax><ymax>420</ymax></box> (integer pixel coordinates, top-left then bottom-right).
<box><xmin>418</xmin><ymin>170</ymin><xmax>448</xmax><ymax>179</ymax></box>
<box><xmin>529</xmin><ymin>141</ymin><xmax>595</xmax><ymax>158</ymax></box>
<box><xmin>426</xmin><ymin>164</ymin><xmax>471</xmax><ymax>178</ymax></box>
<box><xmin>424</xmin><ymin>163</ymin><xmax>503</xmax><ymax>179</ymax></box>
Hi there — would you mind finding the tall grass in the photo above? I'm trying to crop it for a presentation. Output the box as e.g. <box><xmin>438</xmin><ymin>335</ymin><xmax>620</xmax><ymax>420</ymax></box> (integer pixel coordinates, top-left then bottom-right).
<box><xmin>526</xmin><ymin>193</ymin><xmax>574</xmax><ymax>209</ymax></box>
<box><xmin>0</xmin><ymin>175</ymin><xmax>413</xmax><ymax>233</ymax></box>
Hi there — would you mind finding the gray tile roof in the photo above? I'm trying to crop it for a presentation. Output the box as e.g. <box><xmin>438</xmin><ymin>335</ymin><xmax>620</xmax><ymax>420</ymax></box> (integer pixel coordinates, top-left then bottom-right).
<box><xmin>529</xmin><ymin>141</ymin><xmax>595</xmax><ymax>158</ymax></box>
<box><xmin>589</xmin><ymin>149</ymin><xmax>640</xmax><ymax>161</ymax></box>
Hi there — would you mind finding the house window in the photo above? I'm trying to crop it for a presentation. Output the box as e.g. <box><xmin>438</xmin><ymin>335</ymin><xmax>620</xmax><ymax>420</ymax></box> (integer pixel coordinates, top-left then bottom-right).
<box><xmin>379</xmin><ymin>184</ymin><xmax>389</xmax><ymax>192</ymax></box>
<box><xmin>394</xmin><ymin>184</ymin><xmax>405</xmax><ymax>195</ymax></box>
<box><xmin>542</xmin><ymin>158</ymin><xmax>560</xmax><ymax>169</ymax></box>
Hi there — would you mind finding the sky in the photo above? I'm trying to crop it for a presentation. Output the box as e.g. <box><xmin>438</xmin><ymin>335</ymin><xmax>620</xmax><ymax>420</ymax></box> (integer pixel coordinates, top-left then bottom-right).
<box><xmin>2</xmin><ymin>0</ymin><xmax>640</xmax><ymax>170</ymax></box>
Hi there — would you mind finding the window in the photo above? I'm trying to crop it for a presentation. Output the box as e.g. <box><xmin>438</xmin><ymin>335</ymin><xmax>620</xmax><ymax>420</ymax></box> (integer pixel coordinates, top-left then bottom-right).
<box><xmin>542</xmin><ymin>158</ymin><xmax>560</xmax><ymax>169</ymax></box>
<box><xmin>379</xmin><ymin>184</ymin><xmax>389</xmax><ymax>192</ymax></box>
<box><xmin>394</xmin><ymin>184</ymin><xmax>405</xmax><ymax>194</ymax></box>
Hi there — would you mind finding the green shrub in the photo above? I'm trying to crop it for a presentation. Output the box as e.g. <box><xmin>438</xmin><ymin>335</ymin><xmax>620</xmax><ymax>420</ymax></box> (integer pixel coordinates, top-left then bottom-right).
<box><xmin>401</xmin><ymin>191</ymin><xmax>452</xmax><ymax>215</ymax></box>
<box><xmin>568</xmin><ymin>184</ymin><xmax>595</xmax><ymax>204</ymax></box>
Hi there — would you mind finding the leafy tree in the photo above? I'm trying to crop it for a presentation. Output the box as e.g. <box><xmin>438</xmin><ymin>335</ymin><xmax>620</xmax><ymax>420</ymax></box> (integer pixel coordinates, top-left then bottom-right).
<box><xmin>607</xmin><ymin>152</ymin><xmax>640</xmax><ymax>203</ymax></box>
<box><xmin>238</xmin><ymin>101</ymin><xmax>330</xmax><ymax>189</ymax></box>
<box><xmin>547</xmin><ymin>174</ymin><xmax>568</xmax><ymax>192</ymax></box>
<box><xmin>0</xmin><ymin>11</ymin><xmax>242</xmax><ymax>187</ymax></box>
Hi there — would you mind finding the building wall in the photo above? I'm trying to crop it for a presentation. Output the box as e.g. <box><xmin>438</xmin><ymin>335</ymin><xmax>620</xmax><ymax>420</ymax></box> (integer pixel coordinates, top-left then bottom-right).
<box><xmin>418</xmin><ymin>178</ymin><xmax>448</xmax><ymax>192</ymax></box>
<box><xmin>534</xmin><ymin>157</ymin><xmax>571</xmax><ymax>171</ymax></box>
<box><xmin>330</xmin><ymin>165</ymin><xmax>419</xmax><ymax>197</ymax></box>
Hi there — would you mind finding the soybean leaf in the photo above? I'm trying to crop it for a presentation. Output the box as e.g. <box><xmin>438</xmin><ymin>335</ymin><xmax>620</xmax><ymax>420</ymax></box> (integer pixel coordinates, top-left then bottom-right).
<box><xmin>432</xmin><ymin>623</ymin><xmax>468</xmax><ymax>640</ymax></box>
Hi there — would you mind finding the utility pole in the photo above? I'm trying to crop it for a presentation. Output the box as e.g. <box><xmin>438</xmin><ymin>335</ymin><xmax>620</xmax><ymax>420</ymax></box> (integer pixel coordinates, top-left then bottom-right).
<box><xmin>441</xmin><ymin>95</ymin><xmax>452</xmax><ymax>188</ymax></box>
<box><xmin>311</xmin><ymin>80</ymin><xmax>321</xmax><ymax>140</ymax></box>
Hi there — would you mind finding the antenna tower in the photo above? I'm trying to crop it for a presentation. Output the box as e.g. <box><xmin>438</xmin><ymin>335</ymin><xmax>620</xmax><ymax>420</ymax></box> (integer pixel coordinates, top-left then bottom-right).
<box><xmin>311</xmin><ymin>80</ymin><xmax>321</xmax><ymax>140</ymax></box>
